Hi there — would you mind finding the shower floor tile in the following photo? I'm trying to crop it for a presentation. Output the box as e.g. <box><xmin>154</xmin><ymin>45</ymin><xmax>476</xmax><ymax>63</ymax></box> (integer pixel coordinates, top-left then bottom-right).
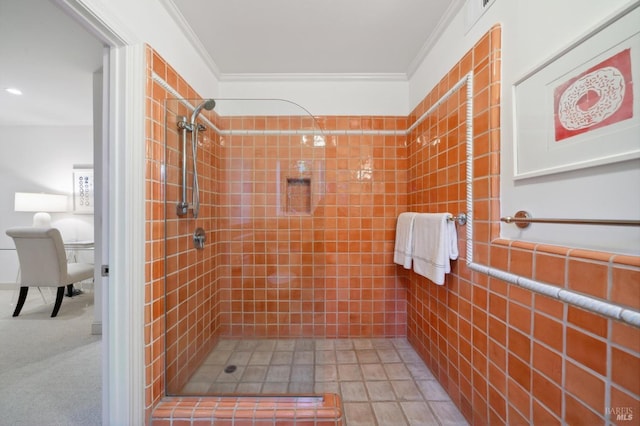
<box><xmin>182</xmin><ymin>338</ymin><xmax>468</xmax><ymax>425</ymax></box>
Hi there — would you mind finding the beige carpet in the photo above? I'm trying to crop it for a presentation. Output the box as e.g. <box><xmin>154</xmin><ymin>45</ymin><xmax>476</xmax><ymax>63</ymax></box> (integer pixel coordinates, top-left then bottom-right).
<box><xmin>0</xmin><ymin>288</ymin><xmax>101</xmax><ymax>426</ymax></box>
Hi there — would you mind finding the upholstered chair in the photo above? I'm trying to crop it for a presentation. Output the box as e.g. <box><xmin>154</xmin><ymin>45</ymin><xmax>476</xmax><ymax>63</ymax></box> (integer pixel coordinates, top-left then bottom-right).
<box><xmin>6</xmin><ymin>227</ymin><xmax>94</xmax><ymax>317</ymax></box>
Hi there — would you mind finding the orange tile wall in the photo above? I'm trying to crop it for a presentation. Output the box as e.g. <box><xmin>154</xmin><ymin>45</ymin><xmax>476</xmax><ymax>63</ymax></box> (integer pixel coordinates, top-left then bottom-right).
<box><xmin>147</xmin><ymin>45</ymin><xmax>229</xmax><ymax>414</ymax></box>
<box><xmin>146</xmin><ymin>46</ymin><xmax>166</xmax><ymax>417</ymax></box>
<box><xmin>217</xmin><ymin>115</ymin><xmax>407</xmax><ymax>339</ymax></box>
<box><xmin>406</xmin><ymin>25</ymin><xmax>640</xmax><ymax>425</ymax></box>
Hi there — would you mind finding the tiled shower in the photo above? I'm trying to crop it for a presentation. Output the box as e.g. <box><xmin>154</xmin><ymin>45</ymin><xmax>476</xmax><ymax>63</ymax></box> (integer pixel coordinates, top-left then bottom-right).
<box><xmin>145</xmin><ymin>25</ymin><xmax>639</xmax><ymax>425</ymax></box>
<box><xmin>160</xmin><ymin>94</ymin><xmax>409</xmax><ymax>394</ymax></box>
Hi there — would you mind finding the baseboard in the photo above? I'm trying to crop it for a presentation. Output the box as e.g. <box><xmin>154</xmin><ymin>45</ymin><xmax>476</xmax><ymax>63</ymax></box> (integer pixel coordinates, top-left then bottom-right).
<box><xmin>0</xmin><ymin>282</ymin><xmax>17</xmax><ymax>290</ymax></box>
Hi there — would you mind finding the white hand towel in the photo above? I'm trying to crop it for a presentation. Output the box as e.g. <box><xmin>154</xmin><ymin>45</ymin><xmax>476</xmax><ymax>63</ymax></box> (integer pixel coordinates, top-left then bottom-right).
<box><xmin>394</xmin><ymin>212</ymin><xmax>418</xmax><ymax>269</ymax></box>
<box><xmin>412</xmin><ymin>213</ymin><xmax>459</xmax><ymax>285</ymax></box>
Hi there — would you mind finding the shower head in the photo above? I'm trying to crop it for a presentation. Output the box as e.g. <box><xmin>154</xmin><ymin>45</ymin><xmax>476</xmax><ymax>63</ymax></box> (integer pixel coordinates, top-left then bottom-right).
<box><xmin>190</xmin><ymin>99</ymin><xmax>216</xmax><ymax>124</ymax></box>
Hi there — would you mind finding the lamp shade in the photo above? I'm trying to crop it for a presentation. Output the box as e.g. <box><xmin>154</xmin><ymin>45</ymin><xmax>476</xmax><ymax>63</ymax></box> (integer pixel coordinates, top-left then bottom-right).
<box><xmin>14</xmin><ymin>192</ymin><xmax>68</xmax><ymax>212</ymax></box>
<box><xmin>14</xmin><ymin>192</ymin><xmax>68</xmax><ymax>228</ymax></box>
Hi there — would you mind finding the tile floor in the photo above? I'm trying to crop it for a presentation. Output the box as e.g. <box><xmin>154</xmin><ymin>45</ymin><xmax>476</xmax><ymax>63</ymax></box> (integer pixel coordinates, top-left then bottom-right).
<box><xmin>183</xmin><ymin>338</ymin><xmax>468</xmax><ymax>425</ymax></box>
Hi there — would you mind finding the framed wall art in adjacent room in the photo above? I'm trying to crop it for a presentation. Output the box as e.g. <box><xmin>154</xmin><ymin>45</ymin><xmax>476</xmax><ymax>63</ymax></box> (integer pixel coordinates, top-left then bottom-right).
<box><xmin>73</xmin><ymin>167</ymin><xmax>94</xmax><ymax>214</ymax></box>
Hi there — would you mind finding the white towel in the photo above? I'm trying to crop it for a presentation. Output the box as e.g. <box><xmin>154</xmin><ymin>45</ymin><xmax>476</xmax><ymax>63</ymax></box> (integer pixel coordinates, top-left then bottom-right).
<box><xmin>412</xmin><ymin>213</ymin><xmax>459</xmax><ymax>285</ymax></box>
<box><xmin>394</xmin><ymin>212</ymin><xmax>418</xmax><ymax>269</ymax></box>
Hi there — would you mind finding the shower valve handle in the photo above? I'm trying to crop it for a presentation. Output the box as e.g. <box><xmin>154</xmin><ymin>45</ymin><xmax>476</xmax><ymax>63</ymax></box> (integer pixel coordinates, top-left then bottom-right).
<box><xmin>176</xmin><ymin>201</ymin><xmax>189</xmax><ymax>216</ymax></box>
<box><xmin>193</xmin><ymin>227</ymin><xmax>206</xmax><ymax>250</ymax></box>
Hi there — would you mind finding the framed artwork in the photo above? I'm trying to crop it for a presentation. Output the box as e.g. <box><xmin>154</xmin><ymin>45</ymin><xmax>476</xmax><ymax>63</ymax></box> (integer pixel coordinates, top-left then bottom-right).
<box><xmin>513</xmin><ymin>5</ymin><xmax>640</xmax><ymax>179</ymax></box>
<box><xmin>73</xmin><ymin>168</ymin><xmax>94</xmax><ymax>214</ymax></box>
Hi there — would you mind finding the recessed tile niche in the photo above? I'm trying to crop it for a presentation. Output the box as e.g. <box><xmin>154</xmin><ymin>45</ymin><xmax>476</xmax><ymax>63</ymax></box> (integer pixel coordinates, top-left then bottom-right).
<box><xmin>286</xmin><ymin>177</ymin><xmax>311</xmax><ymax>215</ymax></box>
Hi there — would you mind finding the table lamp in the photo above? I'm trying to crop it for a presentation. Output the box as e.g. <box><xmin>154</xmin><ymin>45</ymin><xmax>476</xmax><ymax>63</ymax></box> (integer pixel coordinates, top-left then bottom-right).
<box><xmin>14</xmin><ymin>192</ymin><xmax>68</xmax><ymax>228</ymax></box>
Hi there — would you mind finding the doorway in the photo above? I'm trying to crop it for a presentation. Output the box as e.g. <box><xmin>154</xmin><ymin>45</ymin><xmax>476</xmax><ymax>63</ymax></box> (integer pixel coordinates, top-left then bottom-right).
<box><xmin>0</xmin><ymin>0</ymin><xmax>105</xmax><ymax>424</ymax></box>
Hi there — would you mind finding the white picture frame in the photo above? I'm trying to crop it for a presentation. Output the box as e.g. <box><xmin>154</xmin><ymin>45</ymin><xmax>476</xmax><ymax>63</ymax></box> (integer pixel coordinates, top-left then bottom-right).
<box><xmin>73</xmin><ymin>168</ymin><xmax>94</xmax><ymax>214</ymax></box>
<box><xmin>513</xmin><ymin>5</ymin><xmax>640</xmax><ymax>180</ymax></box>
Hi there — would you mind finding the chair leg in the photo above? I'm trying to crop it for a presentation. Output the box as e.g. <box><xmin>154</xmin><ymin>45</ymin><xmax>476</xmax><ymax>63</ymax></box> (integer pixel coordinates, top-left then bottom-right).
<box><xmin>66</xmin><ymin>284</ymin><xmax>83</xmax><ymax>297</ymax></box>
<box><xmin>12</xmin><ymin>287</ymin><xmax>29</xmax><ymax>317</ymax></box>
<box><xmin>51</xmin><ymin>287</ymin><xmax>65</xmax><ymax>317</ymax></box>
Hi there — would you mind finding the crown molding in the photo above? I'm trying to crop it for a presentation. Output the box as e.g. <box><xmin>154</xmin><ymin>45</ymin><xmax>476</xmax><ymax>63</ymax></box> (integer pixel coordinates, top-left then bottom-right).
<box><xmin>406</xmin><ymin>0</ymin><xmax>466</xmax><ymax>79</ymax></box>
<box><xmin>159</xmin><ymin>0</ymin><xmax>222</xmax><ymax>77</ymax></box>
<box><xmin>217</xmin><ymin>72</ymin><xmax>409</xmax><ymax>82</ymax></box>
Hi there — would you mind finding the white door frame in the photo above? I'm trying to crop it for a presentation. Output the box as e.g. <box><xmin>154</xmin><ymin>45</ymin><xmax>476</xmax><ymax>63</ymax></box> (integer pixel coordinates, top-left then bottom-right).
<box><xmin>54</xmin><ymin>1</ymin><xmax>146</xmax><ymax>424</ymax></box>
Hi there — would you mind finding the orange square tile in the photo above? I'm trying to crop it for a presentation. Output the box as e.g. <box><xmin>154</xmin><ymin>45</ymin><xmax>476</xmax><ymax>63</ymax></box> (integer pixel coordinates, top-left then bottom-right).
<box><xmin>509</xmin><ymin>285</ymin><xmax>532</xmax><ymax>307</ymax></box>
<box><xmin>489</xmin><ymin>292</ymin><xmax>507</xmax><ymax>322</ymax></box>
<box><xmin>508</xmin><ymin>404</ymin><xmax>529</xmax><ymax>426</ymax></box>
<box><xmin>488</xmin><ymin>315</ymin><xmax>506</xmax><ymax>347</ymax></box>
<box><xmin>532</xmin><ymin>371</ymin><xmax>561</xmax><ymax>417</ymax></box>
<box><xmin>534</xmin><ymin>294</ymin><xmax>564</xmax><ymax>319</ymax></box>
<box><xmin>507</xmin><ymin>378</ymin><xmax>531</xmax><ymax>418</ymax></box>
<box><xmin>508</xmin><ymin>302</ymin><xmax>531</xmax><ymax>334</ymax></box>
<box><xmin>567</xmin><ymin>306</ymin><xmax>608</xmax><ymax>338</ymax></box>
<box><xmin>567</xmin><ymin>259</ymin><xmax>608</xmax><ymax>299</ymax></box>
<box><xmin>565</xmin><ymin>360</ymin><xmax>605</xmax><ymax>414</ymax></box>
<box><xmin>534</xmin><ymin>253</ymin><xmax>566</xmax><ymax>286</ymax></box>
<box><xmin>488</xmin><ymin>385</ymin><xmax>507</xmax><ymax>424</ymax></box>
<box><xmin>611</xmin><ymin>266</ymin><xmax>640</xmax><ymax>310</ymax></box>
<box><xmin>566</xmin><ymin>326</ymin><xmax>607</xmax><ymax>376</ymax></box>
<box><xmin>532</xmin><ymin>399</ymin><xmax>561</xmax><ymax>426</ymax></box>
<box><xmin>564</xmin><ymin>394</ymin><xmax>604</xmax><ymax>426</ymax></box>
<box><xmin>611</xmin><ymin>321</ymin><xmax>640</xmax><ymax>352</ymax></box>
<box><xmin>611</xmin><ymin>347</ymin><xmax>640</xmax><ymax>395</ymax></box>
<box><xmin>610</xmin><ymin>387</ymin><xmax>640</xmax><ymax>426</ymax></box>
<box><xmin>532</xmin><ymin>342</ymin><xmax>562</xmax><ymax>385</ymax></box>
<box><xmin>508</xmin><ymin>354</ymin><xmax>531</xmax><ymax>391</ymax></box>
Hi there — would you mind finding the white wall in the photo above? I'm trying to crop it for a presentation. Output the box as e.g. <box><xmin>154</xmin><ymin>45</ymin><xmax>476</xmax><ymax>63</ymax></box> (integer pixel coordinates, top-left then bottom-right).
<box><xmin>410</xmin><ymin>0</ymin><xmax>640</xmax><ymax>255</ymax></box>
<box><xmin>219</xmin><ymin>78</ymin><xmax>409</xmax><ymax>117</ymax></box>
<box><xmin>0</xmin><ymin>126</ymin><xmax>94</xmax><ymax>283</ymax></box>
<box><xmin>78</xmin><ymin>0</ymin><xmax>221</xmax><ymax>100</ymax></box>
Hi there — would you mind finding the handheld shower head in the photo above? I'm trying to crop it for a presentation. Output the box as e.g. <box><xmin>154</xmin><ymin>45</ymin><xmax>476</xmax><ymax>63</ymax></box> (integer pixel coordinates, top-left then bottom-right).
<box><xmin>188</xmin><ymin>98</ymin><xmax>215</xmax><ymax>220</ymax></box>
<box><xmin>176</xmin><ymin>99</ymin><xmax>216</xmax><ymax>218</ymax></box>
<box><xmin>190</xmin><ymin>99</ymin><xmax>216</xmax><ymax>124</ymax></box>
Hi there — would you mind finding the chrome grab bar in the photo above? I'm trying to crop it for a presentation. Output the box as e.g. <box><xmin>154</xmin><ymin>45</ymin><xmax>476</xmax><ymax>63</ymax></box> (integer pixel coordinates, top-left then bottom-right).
<box><xmin>501</xmin><ymin>210</ymin><xmax>640</xmax><ymax>229</ymax></box>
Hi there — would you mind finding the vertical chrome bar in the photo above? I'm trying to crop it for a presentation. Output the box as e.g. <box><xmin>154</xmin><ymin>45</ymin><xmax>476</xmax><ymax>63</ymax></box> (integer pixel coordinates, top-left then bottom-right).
<box><xmin>176</xmin><ymin>116</ymin><xmax>189</xmax><ymax>216</ymax></box>
<box><xmin>191</xmin><ymin>124</ymin><xmax>202</xmax><ymax>218</ymax></box>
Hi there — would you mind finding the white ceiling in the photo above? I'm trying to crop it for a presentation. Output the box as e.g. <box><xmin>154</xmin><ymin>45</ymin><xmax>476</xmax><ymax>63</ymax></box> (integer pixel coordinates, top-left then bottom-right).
<box><xmin>167</xmin><ymin>0</ymin><xmax>463</xmax><ymax>77</ymax></box>
<box><xmin>0</xmin><ymin>0</ymin><xmax>104</xmax><ymax>127</ymax></box>
<box><xmin>0</xmin><ymin>0</ymin><xmax>463</xmax><ymax>127</ymax></box>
